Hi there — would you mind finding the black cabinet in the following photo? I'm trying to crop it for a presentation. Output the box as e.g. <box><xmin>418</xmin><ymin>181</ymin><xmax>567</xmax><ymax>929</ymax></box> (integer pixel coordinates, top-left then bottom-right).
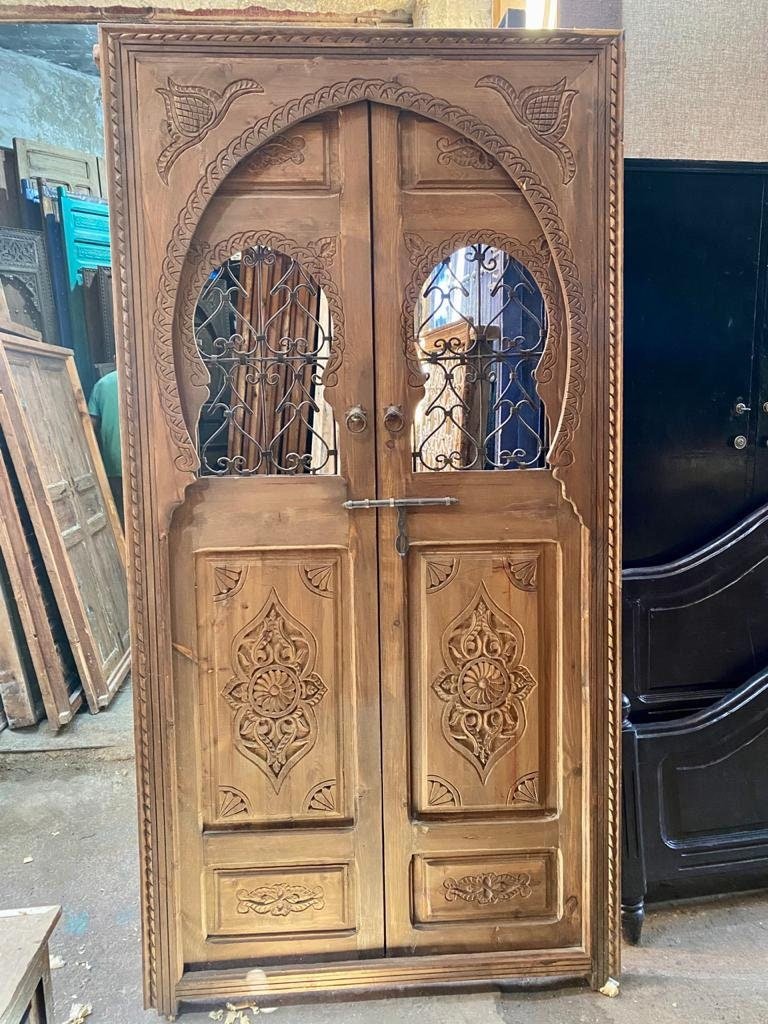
<box><xmin>622</xmin><ymin>161</ymin><xmax>768</xmax><ymax>942</ymax></box>
<box><xmin>624</xmin><ymin>161</ymin><xmax>768</xmax><ymax>568</ymax></box>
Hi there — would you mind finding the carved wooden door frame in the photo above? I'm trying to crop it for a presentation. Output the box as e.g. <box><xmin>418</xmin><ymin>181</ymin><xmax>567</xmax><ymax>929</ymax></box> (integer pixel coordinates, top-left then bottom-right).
<box><xmin>102</xmin><ymin>26</ymin><xmax>623</xmax><ymax>1015</ymax></box>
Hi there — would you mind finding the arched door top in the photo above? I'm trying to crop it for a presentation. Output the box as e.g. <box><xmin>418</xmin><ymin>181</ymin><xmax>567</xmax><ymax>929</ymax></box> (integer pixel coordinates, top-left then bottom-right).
<box><xmin>154</xmin><ymin>82</ymin><xmax>590</xmax><ymax>481</ymax></box>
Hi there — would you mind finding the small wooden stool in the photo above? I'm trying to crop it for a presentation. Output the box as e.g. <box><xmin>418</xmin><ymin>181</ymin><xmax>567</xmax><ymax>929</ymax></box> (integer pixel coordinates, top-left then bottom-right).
<box><xmin>0</xmin><ymin>907</ymin><xmax>61</xmax><ymax>1024</ymax></box>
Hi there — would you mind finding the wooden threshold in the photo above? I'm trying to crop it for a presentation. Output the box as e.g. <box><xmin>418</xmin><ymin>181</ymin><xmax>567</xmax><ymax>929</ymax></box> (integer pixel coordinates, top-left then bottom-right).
<box><xmin>175</xmin><ymin>948</ymin><xmax>593</xmax><ymax>1004</ymax></box>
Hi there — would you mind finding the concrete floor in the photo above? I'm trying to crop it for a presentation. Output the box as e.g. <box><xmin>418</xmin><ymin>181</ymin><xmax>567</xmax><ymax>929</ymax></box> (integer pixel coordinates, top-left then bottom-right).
<box><xmin>2</xmin><ymin>692</ymin><xmax>768</xmax><ymax>1023</ymax></box>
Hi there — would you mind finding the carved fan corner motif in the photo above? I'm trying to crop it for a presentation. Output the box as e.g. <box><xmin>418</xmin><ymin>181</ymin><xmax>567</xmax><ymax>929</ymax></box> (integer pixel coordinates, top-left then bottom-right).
<box><xmin>507</xmin><ymin>771</ymin><xmax>540</xmax><ymax>806</ymax></box>
<box><xmin>502</xmin><ymin>558</ymin><xmax>537</xmax><ymax>592</ymax></box>
<box><xmin>214</xmin><ymin>564</ymin><xmax>247</xmax><ymax>601</ymax></box>
<box><xmin>427</xmin><ymin>775</ymin><xmax>462</xmax><ymax>808</ymax></box>
<box><xmin>425</xmin><ymin>557</ymin><xmax>459</xmax><ymax>594</ymax></box>
<box><xmin>300</xmin><ymin>562</ymin><xmax>336</xmax><ymax>598</ymax></box>
<box><xmin>305</xmin><ymin>779</ymin><xmax>337</xmax><ymax>813</ymax></box>
<box><xmin>218</xmin><ymin>785</ymin><xmax>252</xmax><ymax>818</ymax></box>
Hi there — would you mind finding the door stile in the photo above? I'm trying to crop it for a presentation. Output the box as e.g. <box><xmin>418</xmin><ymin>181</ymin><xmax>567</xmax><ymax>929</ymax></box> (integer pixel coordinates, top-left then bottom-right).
<box><xmin>370</xmin><ymin>102</ymin><xmax>586</xmax><ymax>956</ymax></box>
<box><xmin>369</xmin><ymin>105</ymin><xmax>411</xmax><ymax>953</ymax></box>
<box><xmin>169</xmin><ymin>103</ymin><xmax>386</xmax><ymax>970</ymax></box>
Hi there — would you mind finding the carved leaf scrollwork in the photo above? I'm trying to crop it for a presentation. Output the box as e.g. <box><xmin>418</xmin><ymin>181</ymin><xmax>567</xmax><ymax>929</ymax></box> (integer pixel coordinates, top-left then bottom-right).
<box><xmin>435</xmin><ymin>136</ymin><xmax>496</xmax><ymax>170</ymax></box>
<box><xmin>239</xmin><ymin>134</ymin><xmax>306</xmax><ymax>172</ymax></box>
<box><xmin>236</xmin><ymin>882</ymin><xmax>325</xmax><ymax>916</ymax></box>
<box><xmin>444</xmin><ymin>871</ymin><xmax>533</xmax><ymax>905</ymax></box>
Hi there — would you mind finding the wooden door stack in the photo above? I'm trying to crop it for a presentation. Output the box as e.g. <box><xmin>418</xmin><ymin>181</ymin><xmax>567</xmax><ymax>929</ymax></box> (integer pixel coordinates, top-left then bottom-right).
<box><xmin>0</xmin><ymin>324</ymin><xmax>129</xmax><ymax>730</ymax></box>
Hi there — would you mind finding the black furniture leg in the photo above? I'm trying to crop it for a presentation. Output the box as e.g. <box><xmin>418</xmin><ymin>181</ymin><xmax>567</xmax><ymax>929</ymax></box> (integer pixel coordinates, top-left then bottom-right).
<box><xmin>621</xmin><ymin>695</ymin><xmax>646</xmax><ymax>944</ymax></box>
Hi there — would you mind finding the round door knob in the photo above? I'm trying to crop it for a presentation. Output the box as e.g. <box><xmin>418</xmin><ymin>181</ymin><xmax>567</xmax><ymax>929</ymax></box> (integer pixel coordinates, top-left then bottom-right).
<box><xmin>733</xmin><ymin>435</ymin><xmax>748</xmax><ymax>450</ymax></box>
<box><xmin>383</xmin><ymin>404</ymin><xmax>405</xmax><ymax>435</ymax></box>
<box><xmin>345</xmin><ymin>405</ymin><xmax>368</xmax><ymax>434</ymax></box>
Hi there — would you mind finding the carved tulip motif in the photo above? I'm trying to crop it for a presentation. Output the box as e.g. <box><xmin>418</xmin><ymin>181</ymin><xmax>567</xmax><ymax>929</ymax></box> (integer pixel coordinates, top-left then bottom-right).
<box><xmin>432</xmin><ymin>583</ymin><xmax>536</xmax><ymax>781</ymax></box>
<box><xmin>476</xmin><ymin>75</ymin><xmax>578</xmax><ymax>184</ymax></box>
<box><xmin>156</xmin><ymin>77</ymin><xmax>264</xmax><ymax>183</ymax></box>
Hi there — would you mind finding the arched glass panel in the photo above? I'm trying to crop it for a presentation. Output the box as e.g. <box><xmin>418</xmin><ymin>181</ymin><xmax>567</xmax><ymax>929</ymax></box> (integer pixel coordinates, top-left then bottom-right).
<box><xmin>412</xmin><ymin>244</ymin><xmax>548</xmax><ymax>472</ymax></box>
<box><xmin>193</xmin><ymin>245</ymin><xmax>337</xmax><ymax>476</ymax></box>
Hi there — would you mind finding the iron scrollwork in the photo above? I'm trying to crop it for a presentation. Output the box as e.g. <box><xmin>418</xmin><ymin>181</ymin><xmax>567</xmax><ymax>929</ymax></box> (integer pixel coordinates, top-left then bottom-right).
<box><xmin>412</xmin><ymin>243</ymin><xmax>548</xmax><ymax>472</ymax></box>
<box><xmin>193</xmin><ymin>244</ymin><xmax>338</xmax><ymax>476</ymax></box>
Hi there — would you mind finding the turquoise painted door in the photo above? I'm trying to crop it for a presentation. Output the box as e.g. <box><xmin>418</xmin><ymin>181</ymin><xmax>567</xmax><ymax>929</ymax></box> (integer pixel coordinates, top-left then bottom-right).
<box><xmin>58</xmin><ymin>187</ymin><xmax>111</xmax><ymax>395</ymax></box>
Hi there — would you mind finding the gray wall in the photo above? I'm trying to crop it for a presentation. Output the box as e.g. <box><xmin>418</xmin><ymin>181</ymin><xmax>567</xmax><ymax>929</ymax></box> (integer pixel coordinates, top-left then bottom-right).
<box><xmin>560</xmin><ymin>0</ymin><xmax>768</xmax><ymax>162</ymax></box>
<box><xmin>0</xmin><ymin>47</ymin><xmax>103</xmax><ymax>156</ymax></box>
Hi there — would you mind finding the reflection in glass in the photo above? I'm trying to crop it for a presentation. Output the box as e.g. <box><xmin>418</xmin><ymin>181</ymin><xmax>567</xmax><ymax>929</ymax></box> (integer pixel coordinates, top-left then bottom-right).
<box><xmin>412</xmin><ymin>244</ymin><xmax>548</xmax><ymax>472</ymax></box>
<box><xmin>193</xmin><ymin>246</ymin><xmax>337</xmax><ymax>476</ymax></box>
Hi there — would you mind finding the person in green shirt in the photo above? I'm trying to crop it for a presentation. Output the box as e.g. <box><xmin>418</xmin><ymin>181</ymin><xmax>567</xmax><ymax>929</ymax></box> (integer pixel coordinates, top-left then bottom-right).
<box><xmin>88</xmin><ymin>369</ymin><xmax>123</xmax><ymax>523</ymax></box>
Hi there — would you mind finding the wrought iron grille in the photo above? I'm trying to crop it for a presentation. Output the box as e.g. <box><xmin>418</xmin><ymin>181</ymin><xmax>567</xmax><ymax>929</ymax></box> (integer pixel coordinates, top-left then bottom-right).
<box><xmin>412</xmin><ymin>244</ymin><xmax>548</xmax><ymax>472</ymax></box>
<box><xmin>193</xmin><ymin>245</ymin><xmax>337</xmax><ymax>476</ymax></box>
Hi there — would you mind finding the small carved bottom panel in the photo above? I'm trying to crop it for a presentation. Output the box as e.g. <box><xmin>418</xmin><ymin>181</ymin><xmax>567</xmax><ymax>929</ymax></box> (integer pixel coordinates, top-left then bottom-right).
<box><xmin>208</xmin><ymin>863</ymin><xmax>354</xmax><ymax>938</ymax></box>
<box><xmin>412</xmin><ymin>852</ymin><xmax>557</xmax><ymax>924</ymax></box>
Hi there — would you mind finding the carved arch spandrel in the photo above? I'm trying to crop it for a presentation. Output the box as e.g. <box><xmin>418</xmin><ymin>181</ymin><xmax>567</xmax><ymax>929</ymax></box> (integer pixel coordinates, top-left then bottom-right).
<box><xmin>152</xmin><ymin>79</ymin><xmax>590</xmax><ymax>512</ymax></box>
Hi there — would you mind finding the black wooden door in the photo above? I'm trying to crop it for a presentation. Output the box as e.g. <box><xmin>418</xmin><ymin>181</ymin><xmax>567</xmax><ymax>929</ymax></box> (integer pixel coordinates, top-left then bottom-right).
<box><xmin>623</xmin><ymin>161</ymin><xmax>768</xmax><ymax>567</ymax></box>
<box><xmin>622</xmin><ymin>163</ymin><xmax>768</xmax><ymax>937</ymax></box>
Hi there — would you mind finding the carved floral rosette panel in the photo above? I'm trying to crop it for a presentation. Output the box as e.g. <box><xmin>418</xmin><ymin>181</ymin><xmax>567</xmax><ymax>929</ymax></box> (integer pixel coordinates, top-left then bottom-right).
<box><xmin>196</xmin><ymin>550</ymin><xmax>348</xmax><ymax>827</ymax></box>
<box><xmin>412</xmin><ymin>546</ymin><xmax>555</xmax><ymax>816</ymax></box>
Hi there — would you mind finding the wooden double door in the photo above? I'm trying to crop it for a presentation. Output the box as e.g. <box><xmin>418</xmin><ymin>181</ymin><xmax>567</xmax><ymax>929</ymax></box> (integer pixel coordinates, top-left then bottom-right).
<box><xmin>103</xmin><ymin>27</ymin><xmax>621</xmax><ymax>1011</ymax></box>
<box><xmin>172</xmin><ymin>100</ymin><xmax>585</xmax><ymax>969</ymax></box>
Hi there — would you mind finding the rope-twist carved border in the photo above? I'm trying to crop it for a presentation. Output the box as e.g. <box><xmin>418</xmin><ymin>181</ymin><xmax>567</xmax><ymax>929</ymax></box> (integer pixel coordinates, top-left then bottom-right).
<box><xmin>104</xmin><ymin>36</ymin><xmax>158</xmax><ymax>1007</ymax></box>
<box><xmin>102</xmin><ymin>28</ymin><xmax>620</xmax><ymax>49</ymax></box>
<box><xmin>152</xmin><ymin>78</ymin><xmax>589</xmax><ymax>474</ymax></box>
<box><xmin>605</xmin><ymin>38</ymin><xmax>623</xmax><ymax>984</ymax></box>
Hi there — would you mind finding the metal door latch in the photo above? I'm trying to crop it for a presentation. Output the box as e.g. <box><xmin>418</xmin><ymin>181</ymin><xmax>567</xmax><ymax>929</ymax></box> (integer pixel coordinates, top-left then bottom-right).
<box><xmin>343</xmin><ymin>496</ymin><xmax>458</xmax><ymax>556</ymax></box>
